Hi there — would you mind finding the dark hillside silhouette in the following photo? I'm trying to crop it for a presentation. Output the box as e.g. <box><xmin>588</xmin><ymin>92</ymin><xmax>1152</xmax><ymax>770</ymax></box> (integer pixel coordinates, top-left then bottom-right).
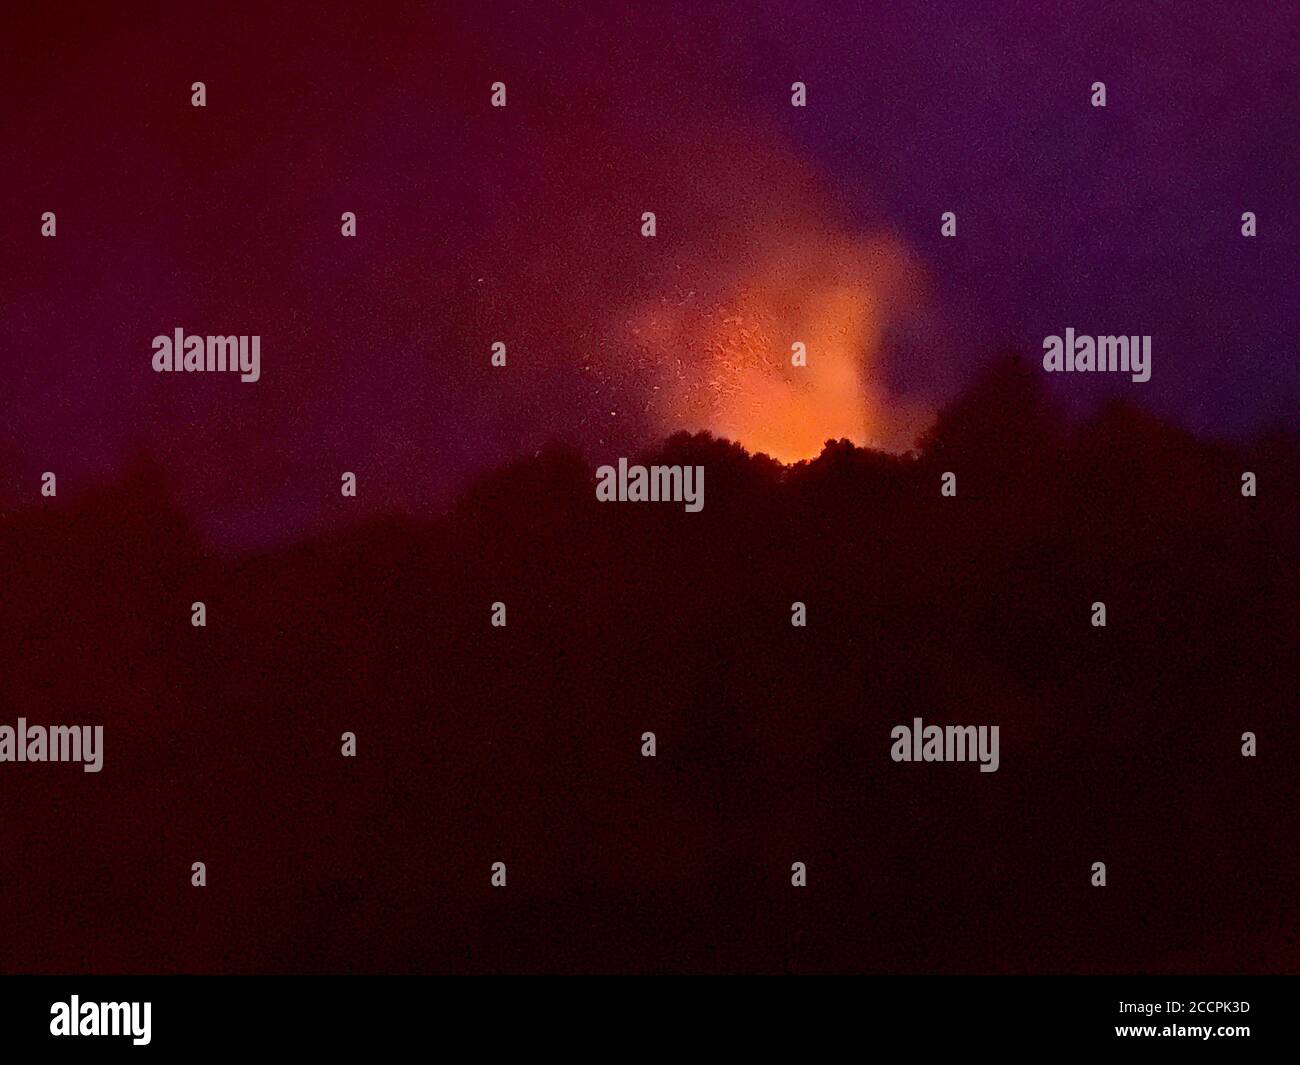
<box><xmin>0</xmin><ymin>357</ymin><xmax>1295</xmax><ymax>973</ymax></box>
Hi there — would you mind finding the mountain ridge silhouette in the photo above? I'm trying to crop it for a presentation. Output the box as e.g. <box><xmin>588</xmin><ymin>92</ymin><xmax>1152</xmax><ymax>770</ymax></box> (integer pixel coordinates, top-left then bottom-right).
<box><xmin>0</xmin><ymin>354</ymin><xmax>1294</xmax><ymax>973</ymax></box>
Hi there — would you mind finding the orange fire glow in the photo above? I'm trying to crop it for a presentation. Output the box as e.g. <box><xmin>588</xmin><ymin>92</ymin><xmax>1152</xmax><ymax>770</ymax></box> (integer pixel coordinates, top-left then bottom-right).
<box><xmin>631</xmin><ymin>228</ymin><xmax>928</xmax><ymax>462</ymax></box>
<box><xmin>626</xmin><ymin>228</ymin><xmax>925</xmax><ymax>462</ymax></box>
<box><xmin>613</xmin><ymin>121</ymin><xmax>930</xmax><ymax>462</ymax></box>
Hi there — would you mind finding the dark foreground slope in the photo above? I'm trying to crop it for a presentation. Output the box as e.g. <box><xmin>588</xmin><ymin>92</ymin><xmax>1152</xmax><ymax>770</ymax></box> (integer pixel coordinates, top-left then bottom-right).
<box><xmin>1</xmin><ymin>358</ymin><xmax>1295</xmax><ymax>973</ymax></box>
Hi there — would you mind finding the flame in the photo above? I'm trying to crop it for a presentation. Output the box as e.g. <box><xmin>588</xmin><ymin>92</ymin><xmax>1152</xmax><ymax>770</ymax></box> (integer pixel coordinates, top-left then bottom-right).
<box><xmin>632</xmin><ymin>228</ymin><xmax>925</xmax><ymax>462</ymax></box>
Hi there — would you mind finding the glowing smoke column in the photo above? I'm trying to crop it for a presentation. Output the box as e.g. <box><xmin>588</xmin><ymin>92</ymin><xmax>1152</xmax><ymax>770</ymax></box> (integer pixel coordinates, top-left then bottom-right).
<box><xmin>631</xmin><ymin>227</ymin><xmax>925</xmax><ymax>462</ymax></box>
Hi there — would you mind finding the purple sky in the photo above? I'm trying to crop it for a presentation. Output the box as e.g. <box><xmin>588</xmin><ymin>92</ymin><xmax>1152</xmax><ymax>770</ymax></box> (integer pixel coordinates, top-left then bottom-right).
<box><xmin>2</xmin><ymin>1</ymin><xmax>1294</xmax><ymax>545</ymax></box>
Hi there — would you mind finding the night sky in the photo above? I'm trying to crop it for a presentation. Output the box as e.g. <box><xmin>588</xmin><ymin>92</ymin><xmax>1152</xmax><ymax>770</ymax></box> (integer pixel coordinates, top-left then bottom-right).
<box><xmin>2</xmin><ymin>1</ymin><xmax>1294</xmax><ymax>546</ymax></box>
<box><xmin>0</xmin><ymin>3</ymin><xmax>1296</xmax><ymax>988</ymax></box>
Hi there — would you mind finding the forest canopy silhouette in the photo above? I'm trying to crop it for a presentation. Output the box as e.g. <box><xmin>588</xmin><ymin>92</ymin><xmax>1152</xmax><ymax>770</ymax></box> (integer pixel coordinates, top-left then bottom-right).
<box><xmin>1</xmin><ymin>355</ymin><xmax>1295</xmax><ymax>974</ymax></box>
